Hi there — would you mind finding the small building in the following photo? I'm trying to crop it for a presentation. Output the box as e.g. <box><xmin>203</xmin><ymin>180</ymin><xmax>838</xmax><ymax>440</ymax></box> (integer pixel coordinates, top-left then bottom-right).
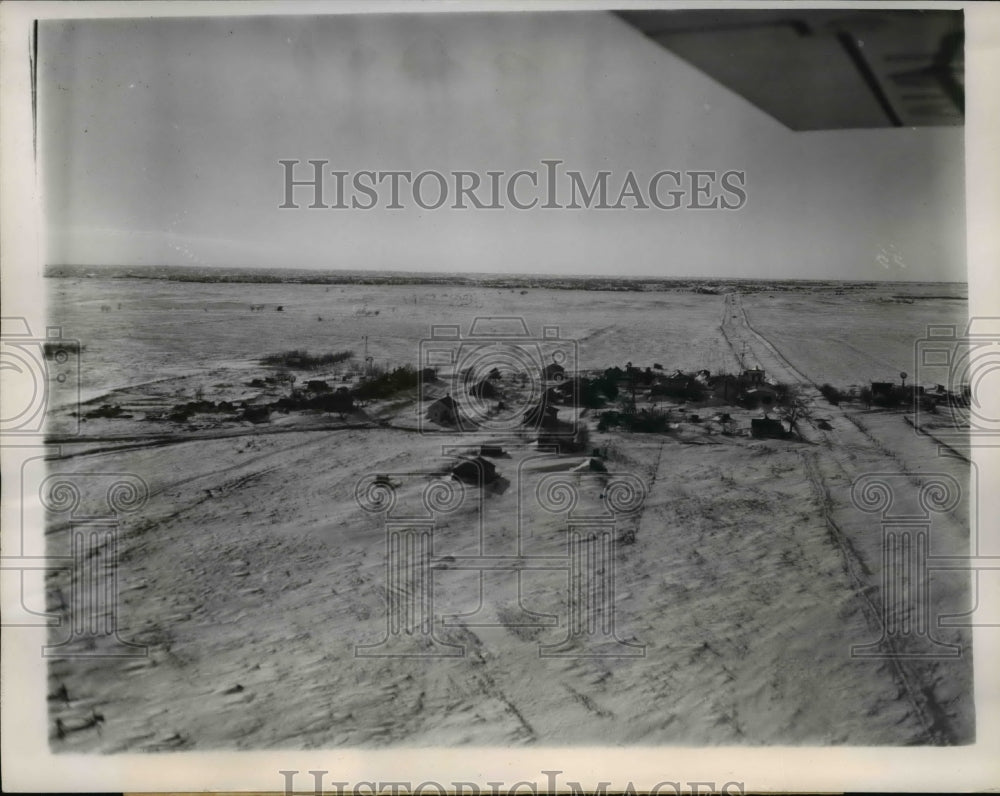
<box><xmin>542</xmin><ymin>362</ymin><xmax>566</xmax><ymax>382</ymax></box>
<box><xmin>426</xmin><ymin>395</ymin><xmax>459</xmax><ymax>426</ymax></box>
<box><xmin>751</xmin><ymin>417</ymin><xmax>787</xmax><ymax>439</ymax></box>
<box><xmin>450</xmin><ymin>456</ymin><xmax>498</xmax><ymax>485</ymax></box>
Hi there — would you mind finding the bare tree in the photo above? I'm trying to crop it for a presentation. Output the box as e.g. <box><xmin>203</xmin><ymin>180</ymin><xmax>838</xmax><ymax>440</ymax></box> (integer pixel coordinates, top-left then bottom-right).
<box><xmin>775</xmin><ymin>384</ymin><xmax>811</xmax><ymax>438</ymax></box>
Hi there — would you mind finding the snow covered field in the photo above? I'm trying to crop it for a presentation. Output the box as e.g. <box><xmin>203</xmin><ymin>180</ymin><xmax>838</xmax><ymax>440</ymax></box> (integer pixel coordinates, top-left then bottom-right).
<box><xmin>42</xmin><ymin>276</ymin><xmax>973</xmax><ymax>749</ymax></box>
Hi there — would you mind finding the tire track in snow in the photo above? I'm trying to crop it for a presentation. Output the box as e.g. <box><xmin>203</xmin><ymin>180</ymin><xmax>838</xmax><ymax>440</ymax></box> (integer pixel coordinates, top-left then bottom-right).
<box><xmin>729</xmin><ymin>291</ymin><xmax>960</xmax><ymax>745</ymax></box>
<box><xmin>801</xmin><ymin>439</ymin><xmax>955</xmax><ymax>744</ymax></box>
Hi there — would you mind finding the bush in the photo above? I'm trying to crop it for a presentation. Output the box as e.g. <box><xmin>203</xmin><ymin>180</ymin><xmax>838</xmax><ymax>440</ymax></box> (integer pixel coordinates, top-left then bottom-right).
<box><xmin>598</xmin><ymin>408</ymin><xmax>672</xmax><ymax>433</ymax></box>
<box><xmin>819</xmin><ymin>383</ymin><xmax>843</xmax><ymax>406</ymax></box>
<box><xmin>166</xmin><ymin>400</ymin><xmax>239</xmax><ymax>422</ymax></box>
<box><xmin>86</xmin><ymin>404</ymin><xmax>125</xmax><ymax>419</ymax></box>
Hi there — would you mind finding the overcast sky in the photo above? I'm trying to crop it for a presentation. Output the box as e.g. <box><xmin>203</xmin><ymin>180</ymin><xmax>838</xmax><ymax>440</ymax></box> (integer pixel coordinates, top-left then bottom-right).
<box><xmin>40</xmin><ymin>12</ymin><xmax>966</xmax><ymax>281</ymax></box>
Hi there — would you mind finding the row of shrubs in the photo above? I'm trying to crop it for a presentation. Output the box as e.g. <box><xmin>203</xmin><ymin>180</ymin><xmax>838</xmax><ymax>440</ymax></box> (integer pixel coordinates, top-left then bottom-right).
<box><xmin>818</xmin><ymin>383</ymin><xmax>946</xmax><ymax>411</ymax></box>
<box><xmin>167</xmin><ymin>399</ymin><xmax>240</xmax><ymax>422</ymax></box>
<box><xmin>597</xmin><ymin>408</ymin><xmax>674</xmax><ymax>433</ymax></box>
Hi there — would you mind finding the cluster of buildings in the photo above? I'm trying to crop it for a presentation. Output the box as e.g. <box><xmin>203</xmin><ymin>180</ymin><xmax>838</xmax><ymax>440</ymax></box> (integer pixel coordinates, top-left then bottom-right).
<box><xmin>424</xmin><ymin>360</ymin><xmax>793</xmax><ymax>440</ymax></box>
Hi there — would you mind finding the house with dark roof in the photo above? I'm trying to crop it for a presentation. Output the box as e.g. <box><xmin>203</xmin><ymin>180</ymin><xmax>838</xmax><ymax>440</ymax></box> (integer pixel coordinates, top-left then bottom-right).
<box><xmin>426</xmin><ymin>394</ymin><xmax>459</xmax><ymax>426</ymax></box>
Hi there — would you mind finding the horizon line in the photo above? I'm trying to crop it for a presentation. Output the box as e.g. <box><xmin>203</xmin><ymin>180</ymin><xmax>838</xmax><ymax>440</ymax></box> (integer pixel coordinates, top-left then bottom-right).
<box><xmin>44</xmin><ymin>263</ymin><xmax>968</xmax><ymax>286</ymax></box>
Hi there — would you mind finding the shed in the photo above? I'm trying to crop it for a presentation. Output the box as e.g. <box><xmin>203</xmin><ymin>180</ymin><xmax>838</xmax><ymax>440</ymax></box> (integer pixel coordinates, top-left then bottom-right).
<box><xmin>751</xmin><ymin>417</ymin><xmax>787</xmax><ymax>439</ymax></box>
<box><xmin>450</xmin><ymin>456</ymin><xmax>499</xmax><ymax>485</ymax></box>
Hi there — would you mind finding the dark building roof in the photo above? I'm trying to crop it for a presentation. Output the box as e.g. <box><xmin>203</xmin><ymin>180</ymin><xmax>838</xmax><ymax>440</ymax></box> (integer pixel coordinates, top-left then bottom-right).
<box><xmin>450</xmin><ymin>456</ymin><xmax>498</xmax><ymax>484</ymax></box>
<box><xmin>426</xmin><ymin>394</ymin><xmax>459</xmax><ymax>424</ymax></box>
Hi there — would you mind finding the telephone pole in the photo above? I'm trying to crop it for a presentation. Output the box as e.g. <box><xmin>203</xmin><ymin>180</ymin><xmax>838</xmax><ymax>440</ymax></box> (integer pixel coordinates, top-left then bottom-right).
<box><xmin>363</xmin><ymin>335</ymin><xmax>374</xmax><ymax>377</ymax></box>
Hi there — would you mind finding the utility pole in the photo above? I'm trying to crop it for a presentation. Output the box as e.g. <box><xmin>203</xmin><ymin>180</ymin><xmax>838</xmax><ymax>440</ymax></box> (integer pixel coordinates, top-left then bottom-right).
<box><xmin>362</xmin><ymin>335</ymin><xmax>375</xmax><ymax>377</ymax></box>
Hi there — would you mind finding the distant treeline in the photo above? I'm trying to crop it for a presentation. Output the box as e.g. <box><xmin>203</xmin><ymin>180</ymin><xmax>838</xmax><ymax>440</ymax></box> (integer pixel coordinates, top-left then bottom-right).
<box><xmin>44</xmin><ymin>264</ymin><xmax>964</xmax><ymax>295</ymax></box>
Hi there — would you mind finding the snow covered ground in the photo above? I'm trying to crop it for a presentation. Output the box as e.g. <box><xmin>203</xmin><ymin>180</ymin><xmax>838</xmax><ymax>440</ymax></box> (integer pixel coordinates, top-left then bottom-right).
<box><xmin>42</xmin><ymin>277</ymin><xmax>973</xmax><ymax>749</ymax></box>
